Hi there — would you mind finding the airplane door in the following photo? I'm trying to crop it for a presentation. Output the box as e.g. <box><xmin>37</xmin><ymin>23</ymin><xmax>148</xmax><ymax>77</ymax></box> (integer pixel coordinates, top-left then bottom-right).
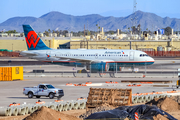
<box><xmin>95</xmin><ymin>53</ymin><xmax>98</xmax><ymax>59</ymax></box>
<box><xmin>38</xmin><ymin>85</ymin><xmax>48</xmax><ymax>96</ymax></box>
<box><xmin>129</xmin><ymin>51</ymin><xmax>134</xmax><ymax>60</ymax></box>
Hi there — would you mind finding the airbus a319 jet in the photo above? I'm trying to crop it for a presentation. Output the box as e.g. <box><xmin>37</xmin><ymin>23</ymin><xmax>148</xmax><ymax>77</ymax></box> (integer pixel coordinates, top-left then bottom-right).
<box><xmin>20</xmin><ymin>25</ymin><xmax>154</xmax><ymax>72</ymax></box>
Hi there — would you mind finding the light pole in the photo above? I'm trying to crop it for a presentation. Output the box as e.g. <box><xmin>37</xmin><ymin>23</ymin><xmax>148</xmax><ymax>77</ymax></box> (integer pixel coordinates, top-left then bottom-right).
<box><xmin>12</xmin><ymin>43</ymin><xmax>13</xmax><ymax>51</ymax></box>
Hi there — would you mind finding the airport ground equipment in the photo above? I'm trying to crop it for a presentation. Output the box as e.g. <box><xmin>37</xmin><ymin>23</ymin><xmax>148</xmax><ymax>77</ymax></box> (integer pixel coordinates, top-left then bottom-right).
<box><xmin>172</xmin><ymin>80</ymin><xmax>180</xmax><ymax>88</ymax></box>
<box><xmin>176</xmin><ymin>80</ymin><xmax>180</xmax><ymax>88</ymax></box>
<box><xmin>0</xmin><ymin>66</ymin><xmax>23</xmax><ymax>81</ymax></box>
<box><xmin>172</xmin><ymin>69</ymin><xmax>180</xmax><ymax>88</ymax></box>
<box><xmin>23</xmin><ymin>83</ymin><xmax>64</xmax><ymax>99</ymax></box>
<box><xmin>86</xmin><ymin>88</ymin><xmax>132</xmax><ymax>110</ymax></box>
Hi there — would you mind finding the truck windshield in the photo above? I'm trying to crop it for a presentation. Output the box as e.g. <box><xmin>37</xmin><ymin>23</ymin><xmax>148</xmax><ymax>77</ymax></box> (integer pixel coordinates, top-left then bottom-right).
<box><xmin>46</xmin><ymin>85</ymin><xmax>55</xmax><ymax>89</ymax></box>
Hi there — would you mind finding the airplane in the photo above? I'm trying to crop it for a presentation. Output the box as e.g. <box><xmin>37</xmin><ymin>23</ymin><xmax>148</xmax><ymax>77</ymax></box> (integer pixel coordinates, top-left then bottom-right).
<box><xmin>20</xmin><ymin>25</ymin><xmax>154</xmax><ymax>72</ymax></box>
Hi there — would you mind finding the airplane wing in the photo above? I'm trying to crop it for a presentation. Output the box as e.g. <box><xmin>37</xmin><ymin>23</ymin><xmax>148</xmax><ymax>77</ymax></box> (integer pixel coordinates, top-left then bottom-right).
<box><xmin>20</xmin><ymin>52</ymin><xmax>38</xmax><ymax>57</ymax></box>
<box><xmin>55</xmin><ymin>56</ymin><xmax>115</xmax><ymax>63</ymax></box>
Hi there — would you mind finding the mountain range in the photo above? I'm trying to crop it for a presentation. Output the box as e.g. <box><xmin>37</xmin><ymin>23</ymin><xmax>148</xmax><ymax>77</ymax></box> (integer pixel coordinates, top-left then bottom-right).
<box><xmin>0</xmin><ymin>10</ymin><xmax>180</xmax><ymax>32</ymax></box>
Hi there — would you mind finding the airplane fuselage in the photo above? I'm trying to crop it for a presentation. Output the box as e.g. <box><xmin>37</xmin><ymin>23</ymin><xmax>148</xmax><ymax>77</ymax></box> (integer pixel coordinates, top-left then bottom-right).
<box><xmin>21</xmin><ymin>49</ymin><xmax>154</xmax><ymax>66</ymax></box>
<box><xmin>21</xmin><ymin>25</ymin><xmax>154</xmax><ymax>72</ymax></box>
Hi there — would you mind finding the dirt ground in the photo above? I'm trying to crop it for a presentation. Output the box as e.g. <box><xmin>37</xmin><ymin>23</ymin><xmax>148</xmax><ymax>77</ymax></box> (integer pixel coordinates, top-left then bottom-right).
<box><xmin>1</xmin><ymin>107</ymin><xmax>180</xmax><ymax>120</ymax></box>
<box><xmin>1</xmin><ymin>97</ymin><xmax>180</xmax><ymax>120</ymax></box>
<box><xmin>0</xmin><ymin>109</ymin><xmax>86</xmax><ymax>120</ymax></box>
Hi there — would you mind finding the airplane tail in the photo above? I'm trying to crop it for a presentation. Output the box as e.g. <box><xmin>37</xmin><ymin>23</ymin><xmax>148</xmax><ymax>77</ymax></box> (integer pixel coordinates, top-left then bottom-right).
<box><xmin>22</xmin><ymin>25</ymin><xmax>50</xmax><ymax>50</ymax></box>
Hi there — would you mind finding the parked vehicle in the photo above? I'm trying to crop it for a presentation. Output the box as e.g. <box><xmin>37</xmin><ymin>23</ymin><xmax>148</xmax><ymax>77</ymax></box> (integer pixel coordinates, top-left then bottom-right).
<box><xmin>23</xmin><ymin>83</ymin><xmax>64</xmax><ymax>99</ymax></box>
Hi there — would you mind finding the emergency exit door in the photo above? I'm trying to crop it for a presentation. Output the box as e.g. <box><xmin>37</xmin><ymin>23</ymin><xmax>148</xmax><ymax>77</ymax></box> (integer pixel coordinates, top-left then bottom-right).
<box><xmin>129</xmin><ymin>51</ymin><xmax>134</xmax><ymax>60</ymax></box>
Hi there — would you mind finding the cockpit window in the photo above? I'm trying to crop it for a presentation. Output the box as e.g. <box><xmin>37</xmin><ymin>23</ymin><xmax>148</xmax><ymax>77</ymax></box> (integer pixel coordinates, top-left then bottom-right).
<box><xmin>140</xmin><ymin>54</ymin><xmax>148</xmax><ymax>57</ymax></box>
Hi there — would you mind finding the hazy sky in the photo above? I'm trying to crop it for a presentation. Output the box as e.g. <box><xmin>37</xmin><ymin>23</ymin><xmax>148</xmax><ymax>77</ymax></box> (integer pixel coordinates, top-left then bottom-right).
<box><xmin>0</xmin><ymin>0</ymin><xmax>180</xmax><ymax>23</ymax></box>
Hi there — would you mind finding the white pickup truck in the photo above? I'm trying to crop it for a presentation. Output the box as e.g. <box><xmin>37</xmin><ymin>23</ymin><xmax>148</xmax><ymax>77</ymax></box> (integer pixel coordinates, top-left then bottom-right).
<box><xmin>23</xmin><ymin>83</ymin><xmax>64</xmax><ymax>99</ymax></box>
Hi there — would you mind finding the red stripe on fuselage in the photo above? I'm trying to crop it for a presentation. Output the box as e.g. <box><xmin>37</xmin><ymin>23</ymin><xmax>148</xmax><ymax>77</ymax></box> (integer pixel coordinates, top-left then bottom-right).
<box><xmin>106</xmin><ymin>61</ymin><xmax>154</xmax><ymax>63</ymax></box>
<box><xmin>42</xmin><ymin>61</ymin><xmax>76</xmax><ymax>63</ymax></box>
<box><xmin>42</xmin><ymin>61</ymin><xmax>154</xmax><ymax>63</ymax></box>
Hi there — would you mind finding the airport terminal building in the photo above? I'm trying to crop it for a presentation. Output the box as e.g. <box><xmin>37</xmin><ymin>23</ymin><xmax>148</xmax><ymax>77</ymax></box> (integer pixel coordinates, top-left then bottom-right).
<box><xmin>1</xmin><ymin>37</ymin><xmax>180</xmax><ymax>52</ymax></box>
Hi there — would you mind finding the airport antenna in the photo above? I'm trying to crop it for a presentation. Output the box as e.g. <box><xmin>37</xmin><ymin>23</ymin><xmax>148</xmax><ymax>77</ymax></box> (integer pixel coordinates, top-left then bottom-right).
<box><xmin>132</xmin><ymin>0</ymin><xmax>137</xmax><ymax>28</ymax></box>
<box><xmin>84</xmin><ymin>24</ymin><xmax>85</xmax><ymax>37</ymax></box>
<box><xmin>87</xmin><ymin>20</ymin><xmax>88</xmax><ymax>32</ymax></box>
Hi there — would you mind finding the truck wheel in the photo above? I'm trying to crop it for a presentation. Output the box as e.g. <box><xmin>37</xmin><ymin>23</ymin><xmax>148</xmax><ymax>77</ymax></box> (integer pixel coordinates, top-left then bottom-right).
<box><xmin>28</xmin><ymin>92</ymin><xmax>33</xmax><ymax>98</ymax></box>
<box><xmin>49</xmin><ymin>93</ymin><xmax>54</xmax><ymax>99</ymax></box>
<box><xmin>36</xmin><ymin>96</ymin><xmax>41</xmax><ymax>98</ymax></box>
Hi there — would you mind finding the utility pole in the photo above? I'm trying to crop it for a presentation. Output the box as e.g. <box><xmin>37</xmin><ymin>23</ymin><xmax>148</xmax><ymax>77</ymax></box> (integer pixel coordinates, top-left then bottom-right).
<box><xmin>134</xmin><ymin>0</ymin><xmax>137</xmax><ymax>27</ymax></box>
<box><xmin>87</xmin><ymin>20</ymin><xmax>88</xmax><ymax>32</ymax></box>
<box><xmin>84</xmin><ymin>24</ymin><xmax>85</xmax><ymax>37</ymax></box>
<box><xmin>132</xmin><ymin>0</ymin><xmax>137</xmax><ymax>33</ymax></box>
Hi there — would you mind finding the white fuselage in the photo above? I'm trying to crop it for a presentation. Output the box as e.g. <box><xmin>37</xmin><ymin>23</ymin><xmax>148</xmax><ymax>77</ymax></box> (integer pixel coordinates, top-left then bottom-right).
<box><xmin>21</xmin><ymin>49</ymin><xmax>154</xmax><ymax>64</ymax></box>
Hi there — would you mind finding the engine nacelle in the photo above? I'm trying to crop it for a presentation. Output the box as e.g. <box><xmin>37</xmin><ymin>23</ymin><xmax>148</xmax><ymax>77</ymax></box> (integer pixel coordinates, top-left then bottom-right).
<box><xmin>89</xmin><ymin>62</ymin><xmax>110</xmax><ymax>72</ymax></box>
<box><xmin>87</xmin><ymin>62</ymin><xmax>122</xmax><ymax>72</ymax></box>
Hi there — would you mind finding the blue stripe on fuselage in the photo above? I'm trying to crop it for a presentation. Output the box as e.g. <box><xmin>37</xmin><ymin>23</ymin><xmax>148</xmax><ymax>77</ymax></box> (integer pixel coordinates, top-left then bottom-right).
<box><xmin>44</xmin><ymin>61</ymin><xmax>154</xmax><ymax>66</ymax></box>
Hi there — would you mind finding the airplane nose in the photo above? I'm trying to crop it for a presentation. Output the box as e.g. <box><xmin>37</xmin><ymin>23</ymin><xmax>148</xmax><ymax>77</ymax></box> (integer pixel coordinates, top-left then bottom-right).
<box><xmin>150</xmin><ymin>57</ymin><xmax>155</xmax><ymax>62</ymax></box>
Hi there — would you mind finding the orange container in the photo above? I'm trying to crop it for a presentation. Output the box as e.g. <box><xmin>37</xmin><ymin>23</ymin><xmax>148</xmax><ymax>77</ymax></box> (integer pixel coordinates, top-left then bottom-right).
<box><xmin>0</xmin><ymin>66</ymin><xmax>23</xmax><ymax>81</ymax></box>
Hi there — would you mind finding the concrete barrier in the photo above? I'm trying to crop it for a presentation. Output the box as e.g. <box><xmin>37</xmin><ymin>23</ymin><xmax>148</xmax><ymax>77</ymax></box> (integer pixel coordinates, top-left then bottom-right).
<box><xmin>24</xmin><ymin>106</ymin><xmax>29</xmax><ymax>115</ymax></box>
<box><xmin>0</xmin><ymin>100</ymin><xmax>89</xmax><ymax>116</ymax></box>
<box><xmin>0</xmin><ymin>107</ymin><xmax>9</xmax><ymax>116</ymax></box>
<box><xmin>62</xmin><ymin>103</ymin><xmax>69</xmax><ymax>111</ymax></box>
<box><xmin>78</xmin><ymin>101</ymin><xmax>86</xmax><ymax>109</ymax></box>
<box><xmin>99</xmin><ymin>73</ymin><xmax>111</xmax><ymax>78</ymax></box>
<box><xmin>54</xmin><ymin>104</ymin><xmax>59</xmax><ymax>111</ymax></box>
<box><xmin>114</xmin><ymin>73</ymin><xmax>143</xmax><ymax>78</ymax></box>
<box><xmin>145</xmin><ymin>74</ymin><xmax>177</xmax><ymax>78</ymax></box>
<box><xmin>24</xmin><ymin>73</ymin><xmax>36</xmax><ymax>77</ymax></box>
<box><xmin>17</xmin><ymin>106</ymin><xmax>26</xmax><ymax>115</ymax></box>
<box><xmin>27</xmin><ymin>105</ymin><xmax>34</xmax><ymax>114</ymax></box>
<box><xmin>132</xmin><ymin>96</ymin><xmax>138</xmax><ymax>104</ymax></box>
<box><xmin>62</xmin><ymin>73</ymin><xmax>75</xmax><ymax>77</ymax></box>
<box><xmin>137</xmin><ymin>96</ymin><xmax>143</xmax><ymax>103</ymax></box>
<box><xmin>74</xmin><ymin>73</ymin><xmax>88</xmax><ymax>78</ymax></box>
<box><xmin>73</xmin><ymin>101</ymin><xmax>79</xmax><ymax>110</ymax></box>
<box><xmin>24</xmin><ymin>73</ymin><xmax>64</xmax><ymax>77</ymax></box>
<box><xmin>146</xmin><ymin>95</ymin><xmax>151</xmax><ymax>102</ymax></box>
<box><xmin>67</xmin><ymin>102</ymin><xmax>74</xmax><ymax>110</ymax></box>
<box><xmin>88</xmin><ymin>73</ymin><xmax>100</xmax><ymax>77</ymax></box>
<box><xmin>11</xmin><ymin>107</ymin><xmax>18</xmax><ymax>116</ymax></box>
<box><xmin>48</xmin><ymin>104</ymin><xmax>55</xmax><ymax>110</ymax></box>
<box><xmin>58</xmin><ymin>103</ymin><xmax>63</xmax><ymax>112</ymax></box>
<box><xmin>7</xmin><ymin>108</ymin><xmax>12</xmax><ymax>116</ymax></box>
